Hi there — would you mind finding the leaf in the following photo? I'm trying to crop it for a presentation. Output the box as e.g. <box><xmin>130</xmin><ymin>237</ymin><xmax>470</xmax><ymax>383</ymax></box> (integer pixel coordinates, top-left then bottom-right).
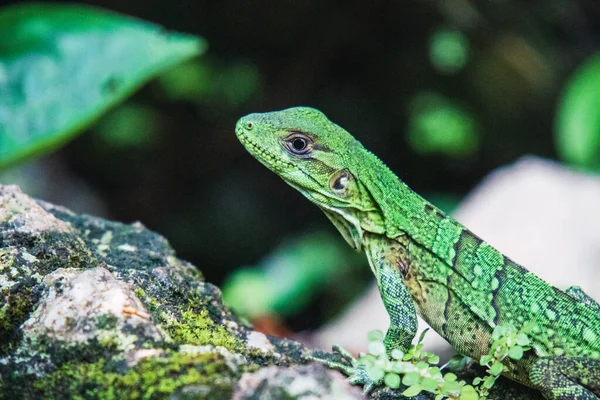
<box><xmin>402</xmin><ymin>372</ymin><xmax>421</xmax><ymax>387</ymax></box>
<box><xmin>420</xmin><ymin>377</ymin><xmax>439</xmax><ymax>392</ymax></box>
<box><xmin>459</xmin><ymin>385</ymin><xmax>479</xmax><ymax>400</ymax></box>
<box><xmin>555</xmin><ymin>54</ymin><xmax>600</xmax><ymax>171</ymax></box>
<box><xmin>489</xmin><ymin>362</ymin><xmax>503</xmax><ymax>376</ymax></box>
<box><xmin>368</xmin><ymin>329</ymin><xmax>385</xmax><ymax>342</ymax></box>
<box><xmin>366</xmin><ymin>366</ymin><xmax>385</xmax><ymax>382</ymax></box>
<box><xmin>0</xmin><ymin>3</ymin><xmax>206</xmax><ymax>169</ymax></box>
<box><xmin>368</xmin><ymin>341</ymin><xmax>386</xmax><ymax>356</ymax></box>
<box><xmin>391</xmin><ymin>349</ymin><xmax>404</xmax><ymax>360</ymax></box>
<box><xmin>483</xmin><ymin>375</ymin><xmax>496</xmax><ymax>389</ymax></box>
<box><xmin>508</xmin><ymin>345</ymin><xmax>524</xmax><ymax>360</ymax></box>
<box><xmin>417</xmin><ymin>328</ymin><xmax>430</xmax><ymax>344</ymax></box>
<box><xmin>384</xmin><ymin>372</ymin><xmax>401</xmax><ymax>389</ymax></box>
<box><xmin>428</xmin><ymin>354</ymin><xmax>440</xmax><ymax>365</ymax></box>
<box><xmin>515</xmin><ymin>332</ymin><xmax>530</xmax><ymax>346</ymax></box>
<box><xmin>402</xmin><ymin>384</ymin><xmax>423</xmax><ymax>397</ymax></box>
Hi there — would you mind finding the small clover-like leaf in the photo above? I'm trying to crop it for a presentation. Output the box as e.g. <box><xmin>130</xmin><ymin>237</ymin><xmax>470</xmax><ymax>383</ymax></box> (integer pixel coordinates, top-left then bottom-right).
<box><xmin>384</xmin><ymin>372</ymin><xmax>401</xmax><ymax>389</ymax></box>
<box><xmin>403</xmin><ymin>384</ymin><xmax>424</xmax><ymax>397</ymax></box>
<box><xmin>515</xmin><ymin>332</ymin><xmax>530</xmax><ymax>346</ymax></box>
<box><xmin>444</xmin><ymin>372</ymin><xmax>457</xmax><ymax>382</ymax></box>
<box><xmin>442</xmin><ymin>379</ymin><xmax>461</xmax><ymax>393</ymax></box>
<box><xmin>366</xmin><ymin>365</ymin><xmax>385</xmax><ymax>382</ymax></box>
<box><xmin>368</xmin><ymin>329</ymin><xmax>385</xmax><ymax>342</ymax></box>
<box><xmin>489</xmin><ymin>362</ymin><xmax>503</xmax><ymax>376</ymax></box>
<box><xmin>416</xmin><ymin>361</ymin><xmax>429</xmax><ymax>370</ymax></box>
<box><xmin>459</xmin><ymin>385</ymin><xmax>479</xmax><ymax>400</ymax></box>
<box><xmin>428</xmin><ymin>354</ymin><xmax>440</xmax><ymax>365</ymax></box>
<box><xmin>402</xmin><ymin>372</ymin><xmax>421</xmax><ymax>387</ymax></box>
<box><xmin>391</xmin><ymin>348</ymin><xmax>404</xmax><ymax>360</ymax></box>
<box><xmin>479</xmin><ymin>355</ymin><xmax>493</xmax><ymax>365</ymax></box>
<box><xmin>368</xmin><ymin>340</ymin><xmax>387</xmax><ymax>356</ymax></box>
<box><xmin>421</xmin><ymin>377</ymin><xmax>439</xmax><ymax>392</ymax></box>
<box><xmin>483</xmin><ymin>375</ymin><xmax>496</xmax><ymax>389</ymax></box>
<box><xmin>508</xmin><ymin>345</ymin><xmax>524</xmax><ymax>360</ymax></box>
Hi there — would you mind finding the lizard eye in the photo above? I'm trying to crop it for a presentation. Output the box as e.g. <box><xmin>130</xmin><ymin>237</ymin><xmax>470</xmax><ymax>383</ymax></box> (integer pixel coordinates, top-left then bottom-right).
<box><xmin>285</xmin><ymin>133</ymin><xmax>313</xmax><ymax>155</ymax></box>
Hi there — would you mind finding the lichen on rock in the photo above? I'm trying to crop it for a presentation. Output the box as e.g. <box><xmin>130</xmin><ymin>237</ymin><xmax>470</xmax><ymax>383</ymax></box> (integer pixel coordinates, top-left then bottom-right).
<box><xmin>0</xmin><ymin>184</ymin><xmax>355</xmax><ymax>399</ymax></box>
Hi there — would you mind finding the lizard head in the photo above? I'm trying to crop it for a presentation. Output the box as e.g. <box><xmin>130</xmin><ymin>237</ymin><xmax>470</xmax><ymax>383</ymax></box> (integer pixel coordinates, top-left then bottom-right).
<box><xmin>236</xmin><ymin>107</ymin><xmax>385</xmax><ymax>250</ymax></box>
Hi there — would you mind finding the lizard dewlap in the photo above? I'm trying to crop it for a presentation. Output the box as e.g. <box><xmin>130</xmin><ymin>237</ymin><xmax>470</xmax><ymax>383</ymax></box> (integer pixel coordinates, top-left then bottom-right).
<box><xmin>236</xmin><ymin>107</ymin><xmax>600</xmax><ymax>399</ymax></box>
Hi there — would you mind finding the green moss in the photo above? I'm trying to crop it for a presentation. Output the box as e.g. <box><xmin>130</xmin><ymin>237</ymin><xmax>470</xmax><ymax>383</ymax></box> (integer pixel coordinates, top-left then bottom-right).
<box><xmin>95</xmin><ymin>314</ymin><xmax>118</xmax><ymax>330</ymax></box>
<box><xmin>30</xmin><ymin>351</ymin><xmax>236</xmax><ymax>400</ymax></box>
<box><xmin>134</xmin><ymin>287</ymin><xmax>147</xmax><ymax>299</ymax></box>
<box><xmin>165</xmin><ymin>309</ymin><xmax>243</xmax><ymax>353</ymax></box>
<box><xmin>0</xmin><ymin>284</ymin><xmax>38</xmax><ymax>355</ymax></box>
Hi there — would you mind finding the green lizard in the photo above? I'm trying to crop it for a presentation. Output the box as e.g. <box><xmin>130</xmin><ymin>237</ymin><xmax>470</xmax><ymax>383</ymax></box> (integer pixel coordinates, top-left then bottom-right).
<box><xmin>235</xmin><ymin>107</ymin><xmax>600</xmax><ymax>399</ymax></box>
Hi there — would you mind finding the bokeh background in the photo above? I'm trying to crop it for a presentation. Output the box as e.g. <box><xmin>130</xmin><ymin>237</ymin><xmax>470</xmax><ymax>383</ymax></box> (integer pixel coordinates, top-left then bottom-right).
<box><xmin>2</xmin><ymin>0</ymin><xmax>600</xmax><ymax>336</ymax></box>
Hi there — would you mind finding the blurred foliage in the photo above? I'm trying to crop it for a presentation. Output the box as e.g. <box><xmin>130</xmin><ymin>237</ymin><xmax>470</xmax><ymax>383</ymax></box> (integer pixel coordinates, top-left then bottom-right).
<box><xmin>222</xmin><ymin>231</ymin><xmax>365</xmax><ymax>319</ymax></box>
<box><xmin>555</xmin><ymin>54</ymin><xmax>600</xmax><ymax>171</ymax></box>
<box><xmin>429</xmin><ymin>28</ymin><xmax>469</xmax><ymax>75</ymax></box>
<box><xmin>408</xmin><ymin>92</ymin><xmax>479</xmax><ymax>158</ymax></box>
<box><xmin>0</xmin><ymin>3</ymin><xmax>205</xmax><ymax>169</ymax></box>
<box><xmin>158</xmin><ymin>58</ymin><xmax>262</xmax><ymax>108</ymax></box>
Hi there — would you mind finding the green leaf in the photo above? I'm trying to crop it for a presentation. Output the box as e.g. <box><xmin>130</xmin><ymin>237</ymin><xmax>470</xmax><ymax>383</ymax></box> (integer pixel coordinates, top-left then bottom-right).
<box><xmin>479</xmin><ymin>355</ymin><xmax>493</xmax><ymax>366</ymax></box>
<box><xmin>421</xmin><ymin>377</ymin><xmax>439</xmax><ymax>392</ymax></box>
<box><xmin>428</xmin><ymin>354</ymin><xmax>440</xmax><ymax>365</ymax></box>
<box><xmin>483</xmin><ymin>375</ymin><xmax>496</xmax><ymax>389</ymax></box>
<box><xmin>402</xmin><ymin>372</ymin><xmax>421</xmax><ymax>387</ymax></box>
<box><xmin>489</xmin><ymin>362</ymin><xmax>503</xmax><ymax>376</ymax></box>
<box><xmin>556</xmin><ymin>54</ymin><xmax>600</xmax><ymax>171</ymax></box>
<box><xmin>384</xmin><ymin>372</ymin><xmax>401</xmax><ymax>389</ymax></box>
<box><xmin>366</xmin><ymin>366</ymin><xmax>385</xmax><ymax>382</ymax></box>
<box><xmin>515</xmin><ymin>332</ymin><xmax>530</xmax><ymax>346</ymax></box>
<box><xmin>391</xmin><ymin>348</ymin><xmax>404</xmax><ymax>360</ymax></box>
<box><xmin>508</xmin><ymin>345</ymin><xmax>524</xmax><ymax>360</ymax></box>
<box><xmin>368</xmin><ymin>341</ymin><xmax>386</xmax><ymax>356</ymax></box>
<box><xmin>368</xmin><ymin>329</ymin><xmax>385</xmax><ymax>342</ymax></box>
<box><xmin>402</xmin><ymin>384</ymin><xmax>423</xmax><ymax>397</ymax></box>
<box><xmin>443</xmin><ymin>372</ymin><xmax>457</xmax><ymax>382</ymax></box>
<box><xmin>417</xmin><ymin>328</ymin><xmax>430</xmax><ymax>344</ymax></box>
<box><xmin>0</xmin><ymin>3</ymin><xmax>206</xmax><ymax>169</ymax></box>
<box><xmin>459</xmin><ymin>385</ymin><xmax>479</xmax><ymax>400</ymax></box>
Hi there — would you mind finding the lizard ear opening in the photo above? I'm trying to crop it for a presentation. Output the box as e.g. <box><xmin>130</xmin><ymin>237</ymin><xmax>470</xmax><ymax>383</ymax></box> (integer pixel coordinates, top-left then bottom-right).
<box><xmin>329</xmin><ymin>169</ymin><xmax>355</xmax><ymax>196</ymax></box>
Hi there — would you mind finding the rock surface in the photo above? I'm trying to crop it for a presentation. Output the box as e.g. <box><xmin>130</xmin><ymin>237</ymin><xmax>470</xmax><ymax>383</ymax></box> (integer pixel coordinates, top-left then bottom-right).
<box><xmin>0</xmin><ymin>184</ymin><xmax>362</xmax><ymax>399</ymax></box>
<box><xmin>0</xmin><ymin>184</ymin><xmax>540</xmax><ymax>399</ymax></box>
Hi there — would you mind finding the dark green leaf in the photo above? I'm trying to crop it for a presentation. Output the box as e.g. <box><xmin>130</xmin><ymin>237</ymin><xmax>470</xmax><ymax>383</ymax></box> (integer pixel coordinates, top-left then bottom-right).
<box><xmin>0</xmin><ymin>3</ymin><xmax>206</xmax><ymax>168</ymax></box>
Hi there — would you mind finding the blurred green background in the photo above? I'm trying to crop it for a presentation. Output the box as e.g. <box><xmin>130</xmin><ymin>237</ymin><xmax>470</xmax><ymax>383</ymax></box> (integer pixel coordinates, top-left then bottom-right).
<box><xmin>2</xmin><ymin>0</ymin><xmax>600</xmax><ymax>333</ymax></box>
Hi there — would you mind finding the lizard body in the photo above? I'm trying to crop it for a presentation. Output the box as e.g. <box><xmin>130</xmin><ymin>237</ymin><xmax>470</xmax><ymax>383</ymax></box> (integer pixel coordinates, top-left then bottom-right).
<box><xmin>235</xmin><ymin>107</ymin><xmax>600</xmax><ymax>399</ymax></box>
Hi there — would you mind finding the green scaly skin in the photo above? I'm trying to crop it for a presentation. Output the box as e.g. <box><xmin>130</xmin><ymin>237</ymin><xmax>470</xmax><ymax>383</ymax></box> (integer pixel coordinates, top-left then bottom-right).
<box><xmin>235</xmin><ymin>107</ymin><xmax>600</xmax><ymax>399</ymax></box>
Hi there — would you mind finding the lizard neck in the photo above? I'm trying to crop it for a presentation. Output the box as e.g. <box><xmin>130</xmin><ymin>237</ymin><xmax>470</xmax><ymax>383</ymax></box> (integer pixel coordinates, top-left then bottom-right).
<box><xmin>349</xmin><ymin>144</ymin><xmax>462</xmax><ymax>266</ymax></box>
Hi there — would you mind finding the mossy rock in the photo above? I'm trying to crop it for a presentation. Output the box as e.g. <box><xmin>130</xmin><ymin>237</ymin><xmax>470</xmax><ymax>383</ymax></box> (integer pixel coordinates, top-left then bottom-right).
<box><xmin>0</xmin><ymin>185</ymin><xmax>362</xmax><ymax>399</ymax></box>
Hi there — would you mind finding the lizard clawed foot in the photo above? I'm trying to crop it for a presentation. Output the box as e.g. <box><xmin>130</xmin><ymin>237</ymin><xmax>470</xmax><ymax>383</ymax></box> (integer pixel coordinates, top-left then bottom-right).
<box><xmin>307</xmin><ymin>345</ymin><xmax>383</xmax><ymax>393</ymax></box>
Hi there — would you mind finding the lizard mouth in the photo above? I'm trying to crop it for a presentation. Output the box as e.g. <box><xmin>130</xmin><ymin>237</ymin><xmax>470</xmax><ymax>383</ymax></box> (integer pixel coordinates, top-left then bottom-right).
<box><xmin>236</xmin><ymin>128</ymin><xmax>294</xmax><ymax>172</ymax></box>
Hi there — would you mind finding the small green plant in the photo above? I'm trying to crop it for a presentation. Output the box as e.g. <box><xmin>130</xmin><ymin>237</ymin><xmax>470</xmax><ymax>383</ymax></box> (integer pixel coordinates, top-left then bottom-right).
<box><xmin>361</xmin><ymin>322</ymin><xmax>536</xmax><ymax>399</ymax></box>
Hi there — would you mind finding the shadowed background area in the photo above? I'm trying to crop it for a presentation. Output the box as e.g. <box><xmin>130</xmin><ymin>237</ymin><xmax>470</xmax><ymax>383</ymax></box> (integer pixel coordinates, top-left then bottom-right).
<box><xmin>2</xmin><ymin>0</ymin><xmax>600</xmax><ymax>335</ymax></box>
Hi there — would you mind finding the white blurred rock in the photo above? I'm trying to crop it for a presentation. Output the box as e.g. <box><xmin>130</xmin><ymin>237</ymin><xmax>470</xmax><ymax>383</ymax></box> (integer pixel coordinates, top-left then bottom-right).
<box><xmin>314</xmin><ymin>156</ymin><xmax>600</xmax><ymax>356</ymax></box>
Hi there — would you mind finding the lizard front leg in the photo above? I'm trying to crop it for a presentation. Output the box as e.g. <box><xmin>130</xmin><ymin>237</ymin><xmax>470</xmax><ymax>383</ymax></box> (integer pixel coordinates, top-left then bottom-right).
<box><xmin>530</xmin><ymin>356</ymin><xmax>600</xmax><ymax>400</ymax></box>
<box><xmin>373</xmin><ymin>249</ymin><xmax>418</xmax><ymax>355</ymax></box>
<box><xmin>311</xmin><ymin>234</ymin><xmax>417</xmax><ymax>392</ymax></box>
